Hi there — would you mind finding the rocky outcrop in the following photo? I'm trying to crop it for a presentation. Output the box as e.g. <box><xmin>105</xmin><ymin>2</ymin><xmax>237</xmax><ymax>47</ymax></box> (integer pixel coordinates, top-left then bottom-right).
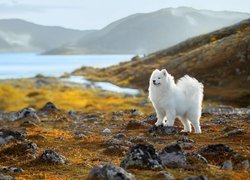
<box><xmin>0</xmin><ymin>129</ymin><xmax>27</xmax><ymax>144</ymax></box>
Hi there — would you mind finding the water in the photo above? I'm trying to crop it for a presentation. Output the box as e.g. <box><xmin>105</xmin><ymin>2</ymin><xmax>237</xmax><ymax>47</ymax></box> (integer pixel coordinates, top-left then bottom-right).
<box><xmin>62</xmin><ymin>76</ymin><xmax>139</xmax><ymax>95</ymax></box>
<box><xmin>0</xmin><ymin>53</ymin><xmax>134</xmax><ymax>79</ymax></box>
<box><xmin>0</xmin><ymin>53</ymin><xmax>139</xmax><ymax>95</ymax></box>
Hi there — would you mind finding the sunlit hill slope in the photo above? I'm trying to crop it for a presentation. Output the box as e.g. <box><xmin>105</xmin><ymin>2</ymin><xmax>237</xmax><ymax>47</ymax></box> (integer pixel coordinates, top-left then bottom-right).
<box><xmin>73</xmin><ymin>19</ymin><xmax>250</xmax><ymax>106</ymax></box>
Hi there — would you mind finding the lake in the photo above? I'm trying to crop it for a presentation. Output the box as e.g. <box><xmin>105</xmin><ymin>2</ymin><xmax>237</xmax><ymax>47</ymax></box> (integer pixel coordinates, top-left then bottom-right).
<box><xmin>0</xmin><ymin>53</ymin><xmax>139</xmax><ymax>95</ymax></box>
<box><xmin>0</xmin><ymin>53</ymin><xmax>134</xmax><ymax>79</ymax></box>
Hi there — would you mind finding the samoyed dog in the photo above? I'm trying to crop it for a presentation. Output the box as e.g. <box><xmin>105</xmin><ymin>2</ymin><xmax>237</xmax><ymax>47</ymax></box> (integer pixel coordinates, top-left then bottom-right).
<box><xmin>148</xmin><ymin>69</ymin><xmax>204</xmax><ymax>133</ymax></box>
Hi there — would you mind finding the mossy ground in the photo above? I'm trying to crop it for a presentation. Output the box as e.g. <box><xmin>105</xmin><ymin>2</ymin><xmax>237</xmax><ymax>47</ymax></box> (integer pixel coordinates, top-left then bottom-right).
<box><xmin>0</xmin><ymin>79</ymin><xmax>249</xmax><ymax>179</ymax></box>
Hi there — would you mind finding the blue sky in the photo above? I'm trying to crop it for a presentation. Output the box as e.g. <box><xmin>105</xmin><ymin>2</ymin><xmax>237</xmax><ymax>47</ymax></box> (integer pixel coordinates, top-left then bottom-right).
<box><xmin>0</xmin><ymin>0</ymin><xmax>250</xmax><ymax>30</ymax></box>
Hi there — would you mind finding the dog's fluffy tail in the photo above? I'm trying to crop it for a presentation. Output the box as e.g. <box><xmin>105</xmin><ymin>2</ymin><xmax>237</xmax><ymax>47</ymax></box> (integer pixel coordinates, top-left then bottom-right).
<box><xmin>177</xmin><ymin>75</ymin><xmax>204</xmax><ymax>102</ymax></box>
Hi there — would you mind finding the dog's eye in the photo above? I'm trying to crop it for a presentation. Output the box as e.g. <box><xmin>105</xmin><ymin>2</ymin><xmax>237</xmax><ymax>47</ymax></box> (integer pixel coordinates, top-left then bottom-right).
<box><xmin>158</xmin><ymin>77</ymin><xmax>161</xmax><ymax>79</ymax></box>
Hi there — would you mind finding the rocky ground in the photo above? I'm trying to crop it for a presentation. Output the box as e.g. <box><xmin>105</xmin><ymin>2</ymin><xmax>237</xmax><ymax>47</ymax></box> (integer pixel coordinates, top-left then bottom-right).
<box><xmin>0</xmin><ymin>101</ymin><xmax>249</xmax><ymax>179</ymax></box>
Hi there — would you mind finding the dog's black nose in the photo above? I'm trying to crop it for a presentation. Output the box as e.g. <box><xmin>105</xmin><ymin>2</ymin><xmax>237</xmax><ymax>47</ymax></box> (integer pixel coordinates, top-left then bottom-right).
<box><xmin>153</xmin><ymin>80</ymin><xmax>156</xmax><ymax>83</ymax></box>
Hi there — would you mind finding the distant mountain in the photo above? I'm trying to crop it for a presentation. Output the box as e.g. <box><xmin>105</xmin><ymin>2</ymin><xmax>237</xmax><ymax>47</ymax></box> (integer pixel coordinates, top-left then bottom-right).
<box><xmin>0</xmin><ymin>19</ymin><xmax>95</xmax><ymax>52</ymax></box>
<box><xmin>73</xmin><ymin>19</ymin><xmax>250</xmax><ymax>106</ymax></box>
<box><xmin>46</xmin><ymin>7</ymin><xmax>250</xmax><ymax>54</ymax></box>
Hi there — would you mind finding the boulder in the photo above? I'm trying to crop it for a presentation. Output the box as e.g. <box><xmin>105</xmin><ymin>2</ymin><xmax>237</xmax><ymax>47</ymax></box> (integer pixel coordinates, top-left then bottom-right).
<box><xmin>87</xmin><ymin>164</ymin><xmax>136</xmax><ymax>180</ymax></box>
<box><xmin>0</xmin><ymin>129</ymin><xmax>27</xmax><ymax>144</ymax></box>
<box><xmin>40</xmin><ymin>150</ymin><xmax>66</xmax><ymax>164</ymax></box>
<box><xmin>16</xmin><ymin>107</ymin><xmax>40</xmax><ymax>121</ymax></box>
<box><xmin>159</xmin><ymin>143</ymin><xmax>187</xmax><ymax>168</ymax></box>
<box><xmin>198</xmin><ymin>144</ymin><xmax>234</xmax><ymax>163</ymax></box>
<box><xmin>120</xmin><ymin>144</ymin><xmax>163</xmax><ymax>170</ymax></box>
<box><xmin>40</xmin><ymin>102</ymin><xmax>60</xmax><ymax>112</ymax></box>
<box><xmin>148</xmin><ymin>125</ymin><xmax>179</xmax><ymax>134</ymax></box>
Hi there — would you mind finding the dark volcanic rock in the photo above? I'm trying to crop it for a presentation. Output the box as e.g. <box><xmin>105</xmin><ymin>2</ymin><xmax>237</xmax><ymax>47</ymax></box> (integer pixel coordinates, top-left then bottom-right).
<box><xmin>177</xmin><ymin>137</ymin><xmax>195</xmax><ymax>144</ymax></box>
<box><xmin>0</xmin><ymin>167</ymin><xmax>24</xmax><ymax>173</ymax></box>
<box><xmin>120</xmin><ymin>144</ymin><xmax>163</xmax><ymax>170</ymax></box>
<box><xmin>184</xmin><ymin>176</ymin><xmax>209</xmax><ymax>180</ymax></box>
<box><xmin>0</xmin><ymin>173</ymin><xmax>13</xmax><ymax>180</ymax></box>
<box><xmin>126</xmin><ymin>120</ymin><xmax>151</xmax><ymax>130</ymax></box>
<box><xmin>198</xmin><ymin>144</ymin><xmax>234</xmax><ymax>156</ymax></box>
<box><xmin>0</xmin><ymin>129</ymin><xmax>27</xmax><ymax>144</ymax></box>
<box><xmin>159</xmin><ymin>143</ymin><xmax>187</xmax><ymax>168</ymax></box>
<box><xmin>40</xmin><ymin>150</ymin><xmax>66</xmax><ymax>164</ymax></box>
<box><xmin>148</xmin><ymin>125</ymin><xmax>179</xmax><ymax>134</ymax></box>
<box><xmin>87</xmin><ymin>164</ymin><xmax>136</xmax><ymax>180</ymax></box>
<box><xmin>40</xmin><ymin>102</ymin><xmax>60</xmax><ymax>111</ymax></box>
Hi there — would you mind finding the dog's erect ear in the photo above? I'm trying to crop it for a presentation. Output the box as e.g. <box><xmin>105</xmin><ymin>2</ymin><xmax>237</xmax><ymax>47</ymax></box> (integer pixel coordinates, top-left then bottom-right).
<box><xmin>161</xmin><ymin>69</ymin><xmax>167</xmax><ymax>76</ymax></box>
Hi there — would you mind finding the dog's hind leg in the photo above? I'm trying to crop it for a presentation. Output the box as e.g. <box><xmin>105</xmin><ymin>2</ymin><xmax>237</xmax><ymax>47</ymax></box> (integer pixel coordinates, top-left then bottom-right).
<box><xmin>180</xmin><ymin>118</ymin><xmax>192</xmax><ymax>132</ymax></box>
<box><xmin>187</xmin><ymin>112</ymin><xmax>202</xmax><ymax>133</ymax></box>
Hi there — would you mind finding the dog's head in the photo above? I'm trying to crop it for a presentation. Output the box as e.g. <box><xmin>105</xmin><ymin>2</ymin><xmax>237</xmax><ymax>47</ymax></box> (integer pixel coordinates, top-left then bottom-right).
<box><xmin>150</xmin><ymin>69</ymin><xmax>168</xmax><ymax>87</ymax></box>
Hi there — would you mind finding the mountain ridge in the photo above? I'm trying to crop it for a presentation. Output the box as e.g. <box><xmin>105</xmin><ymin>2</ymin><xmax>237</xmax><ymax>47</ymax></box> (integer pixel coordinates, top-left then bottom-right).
<box><xmin>45</xmin><ymin>7</ymin><xmax>250</xmax><ymax>54</ymax></box>
<box><xmin>0</xmin><ymin>18</ymin><xmax>96</xmax><ymax>52</ymax></box>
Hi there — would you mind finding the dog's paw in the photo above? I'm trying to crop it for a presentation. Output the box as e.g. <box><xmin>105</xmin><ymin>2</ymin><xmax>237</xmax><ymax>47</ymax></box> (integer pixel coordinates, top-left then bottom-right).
<box><xmin>155</xmin><ymin>122</ymin><xmax>163</xmax><ymax>126</ymax></box>
<box><xmin>181</xmin><ymin>130</ymin><xmax>190</xmax><ymax>133</ymax></box>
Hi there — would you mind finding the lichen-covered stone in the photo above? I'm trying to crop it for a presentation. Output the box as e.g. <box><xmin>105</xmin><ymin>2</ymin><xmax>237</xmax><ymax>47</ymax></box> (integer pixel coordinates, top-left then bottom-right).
<box><xmin>159</xmin><ymin>143</ymin><xmax>187</xmax><ymax>168</ymax></box>
<box><xmin>40</xmin><ymin>150</ymin><xmax>66</xmax><ymax>164</ymax></box>
<box><xmin>87</xmin><ymin>164</ymin><xmax>136</xmax><ymax>180</ymax></box>
<box><xmin>120</xmin><ymin>144</ymin><xmax>163</xmax><ymax>170</ymax></box>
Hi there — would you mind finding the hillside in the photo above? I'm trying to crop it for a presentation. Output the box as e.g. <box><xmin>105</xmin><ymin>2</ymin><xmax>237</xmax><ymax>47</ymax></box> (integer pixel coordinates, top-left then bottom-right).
<box><xmin>45</xmin><ymin>7</ymin><xmax>250</xmax><ymax>54</ymax></box>
<box><xmin>73</xmin><ymin>19</ymin><xmax>250</xmax><ymax>106</ymax></box>
<box><xmin>0</xmin><ymin>19</ymin><xmax>95</xmax><ymax>52</ymax></box>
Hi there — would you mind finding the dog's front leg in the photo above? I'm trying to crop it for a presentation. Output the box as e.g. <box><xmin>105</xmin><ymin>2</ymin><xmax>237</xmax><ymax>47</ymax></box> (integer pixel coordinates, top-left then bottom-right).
<box><xmin>155</xmin><ymin>110</ymin><xmax>165</xmax><ymax>126</ymax></box>
<box><xmin>163</xmin><ymin>110</ymin><xmax>176</xmax><ymax>127</ymax></box>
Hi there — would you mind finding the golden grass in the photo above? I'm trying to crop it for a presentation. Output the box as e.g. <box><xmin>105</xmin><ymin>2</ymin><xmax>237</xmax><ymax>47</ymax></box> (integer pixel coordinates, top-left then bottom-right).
<box><xmin>0</xmin><ymin>81</ymin><xmax>149</xmax><ymax>113</ymax></box>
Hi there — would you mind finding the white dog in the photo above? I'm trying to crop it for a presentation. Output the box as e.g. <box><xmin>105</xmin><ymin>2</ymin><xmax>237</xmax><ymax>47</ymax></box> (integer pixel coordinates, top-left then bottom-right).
<box><xmin>148</xmin><ymin>69</ymin><xmax>204</xmax><ymax>133</ymax></box>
